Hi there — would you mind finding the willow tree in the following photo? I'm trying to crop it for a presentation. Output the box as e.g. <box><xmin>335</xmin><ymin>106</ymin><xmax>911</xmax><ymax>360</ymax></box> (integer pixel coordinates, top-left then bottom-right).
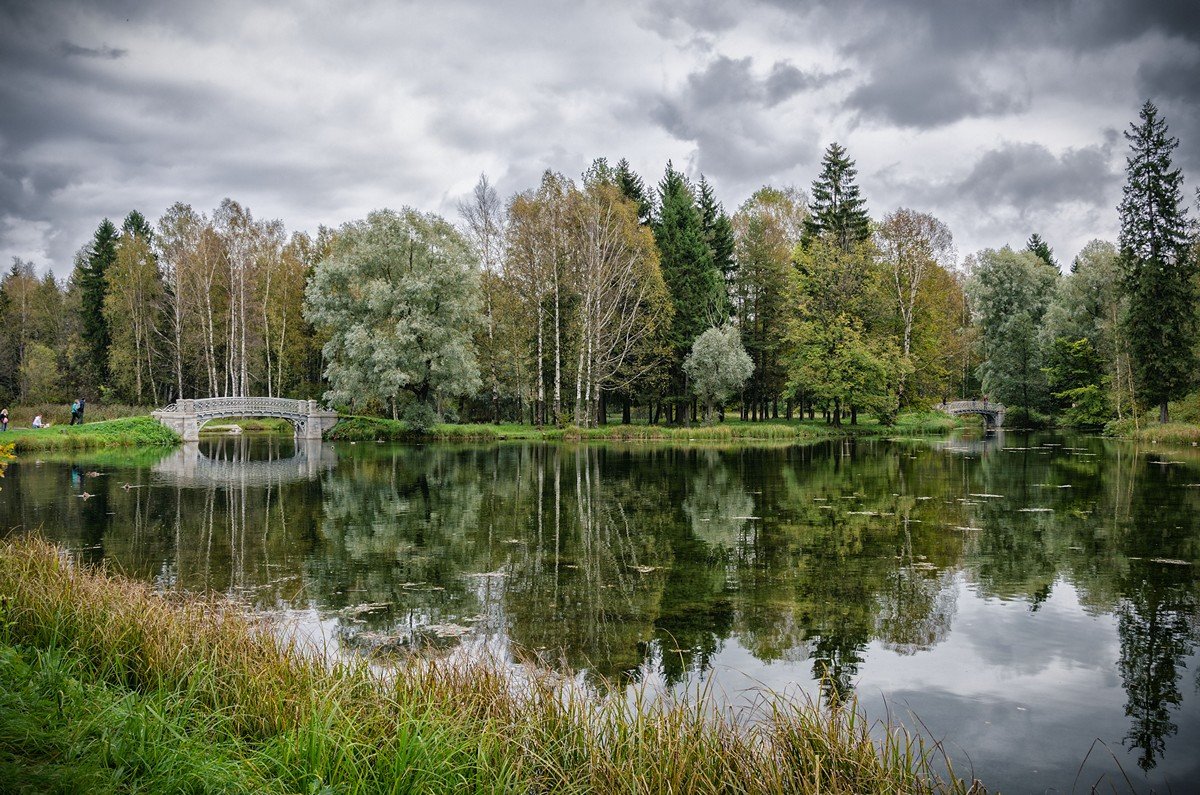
<box><xmin>304</xmin><ymin>208</ymin><xmax>482</xmax><ymax>428</ymax></box>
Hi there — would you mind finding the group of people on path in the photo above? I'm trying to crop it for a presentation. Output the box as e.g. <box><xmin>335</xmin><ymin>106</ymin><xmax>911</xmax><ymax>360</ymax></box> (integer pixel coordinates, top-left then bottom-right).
<box><xmin>0</xmin><ymin>399</ymin><xmax>86</xmax><ymax>431</ymax></box>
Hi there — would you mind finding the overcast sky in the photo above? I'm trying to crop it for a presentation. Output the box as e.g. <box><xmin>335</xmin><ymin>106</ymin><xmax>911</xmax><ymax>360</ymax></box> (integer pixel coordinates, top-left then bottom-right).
<box><xmin>2</xmin><ymin>0</ymin><xmax>1197</xmax><ymax>278</ymax></box>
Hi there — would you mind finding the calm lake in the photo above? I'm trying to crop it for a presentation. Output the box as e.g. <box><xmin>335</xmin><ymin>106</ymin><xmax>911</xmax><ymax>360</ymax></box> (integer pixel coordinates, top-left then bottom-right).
<box><xmin>3</xmin><ymin>432</ymin><xmax>1199</xmax><ymax>792</ymax></box>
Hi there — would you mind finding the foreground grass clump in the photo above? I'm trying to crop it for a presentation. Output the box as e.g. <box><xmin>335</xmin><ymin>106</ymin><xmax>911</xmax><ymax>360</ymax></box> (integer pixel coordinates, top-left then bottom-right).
<box><xmin>5</xmin><ymin>417</ymin><xmax>180</xmax><ymax>453</ymax></box>
<box><xmin>0</xmin><ymin>536</ymin><xmax>984</xmax><ymax>795</ymax></box>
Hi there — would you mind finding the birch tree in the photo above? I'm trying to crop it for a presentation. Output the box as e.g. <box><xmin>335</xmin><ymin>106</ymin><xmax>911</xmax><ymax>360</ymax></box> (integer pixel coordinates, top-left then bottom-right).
<box><xmin>876</xmin><ymin>209</ymin><xmax>954</xmax><ymax>407</ymax></box>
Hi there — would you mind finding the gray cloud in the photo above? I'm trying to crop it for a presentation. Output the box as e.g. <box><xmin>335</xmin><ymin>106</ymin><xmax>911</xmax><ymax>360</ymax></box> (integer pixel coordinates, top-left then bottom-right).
<box><xmin>648</xmin><ymin>56</ymin><xmax>839</xmax><ymax>189</ymax></box>
<box><xmin>957</xmin><ymin>142</ymin><xmax>1119</xmax><ymax>212</ymax></box>
<box><xmin>58</xmin><ymin>40</ymin><xmax>127</xmax><ymax>59</ymax></box>
<box><xmin>0</xmin><ymin>0</ymin><xmax>1194</xmax><ymax>275</ymax></box>
<box><xmin>848</xmin><ymin>63</ymin><xmax>1027</xmax><ymax>128</ymax></box>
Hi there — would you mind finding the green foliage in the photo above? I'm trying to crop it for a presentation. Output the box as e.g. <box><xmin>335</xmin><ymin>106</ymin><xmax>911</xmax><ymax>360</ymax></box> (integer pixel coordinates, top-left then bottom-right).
<box><xmin>614</xmin><ymin>158</ymin><xmax>652</xmax><ymax>225</ymax></box>
<box><xmin>1054</xmin><ymin>384</ymin><xmax>1111</xmax><ymax>427</ymax></box>
<box><xmin>1025</xmin><ymin>232</ymin><xmax>1057</xmax><ymax>269</ymax></box>
<box><xmin>17</xmin><ymin>343</ymin><xmax>59</xmax><ymax>405</ymax></box>
<box><xmin>80</xmin><ymin>218</ymin><xmax>118</xmax><ymax>387</ymax></box>
<box><xmin>966</xmin><ymin>247</ymin><xmax>1059</xmax><ymax>411</ymax></box>
<box><xmin>1117</xmin><ymin>101</ymin><xmax>1198</xmax><ymax>421</ymax></box>
<box><xmin>305</xmin><ymin>208</ymin><xmax>482</xmax><ymax>417</ymax></box>
<box><xmin>683</xmin><ymin>326</ymin><xmax>753</xmax><ymax>422</ymax></box>
<box><xmin>654</xmin><ymin>163</ymin><xmax>725</xmax><ymax>353</ymax></box>
<box><xmin>802</xmin><ymin>142</ymin><xmax>871</xmax><ymax>251</ymax></box>
<box><xmin>697</xmin><ymin>175</ymin><xmax>736</xmax><ymax>299</ymax></box>
<box><xmin>731</xmin><ymin>187</ymin><xmax>804</xmax><ymax>413</ymax></box>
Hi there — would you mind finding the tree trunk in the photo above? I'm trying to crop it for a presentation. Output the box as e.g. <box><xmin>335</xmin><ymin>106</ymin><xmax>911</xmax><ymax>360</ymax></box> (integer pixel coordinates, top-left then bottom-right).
<box><xmin>1160</xmin><ymin>400</ymin><xmax>1169</xmax><ymax>424</ymax></box>
<box><xmin>850</xmin><ymin>405</ymin><xmax>858</xmax><ymax>425</ymax></box>
<box><xmin>622</xmin><ymin>397</ymin><xmax>631</xmax><ymax>425</ymax></box>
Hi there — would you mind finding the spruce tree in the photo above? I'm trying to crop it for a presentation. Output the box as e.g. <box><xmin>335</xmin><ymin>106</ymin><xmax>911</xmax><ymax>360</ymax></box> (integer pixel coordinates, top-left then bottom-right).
<box><xmin>802</xmin><ymin>142</ymin><xmax>871</xmax><ymax>251</ymax></box>
<box><xmin>697</xmin><ymin>175</ymin><xmax>736</xmax><ymax>316</ymax></box>
<box><xmin>80</xmin><ymin>218</ymin><xmax>118</xmax><ymax>387</ymax></box>
<box><xmin>1026</xmin><ymin>233</ymin><xmax>1058</xmax><ymax>269</ymax></box>
<box><xmin>654</xmin><ymin>162</ymin><xmax>724</xmax><ymax>418</ymax></box>
<box><xmin>1117</xmin><ymin>101</ymin><xmax>1197</xmax><ymax>423</ymax></box>
<box><xmin>122</xmin><ymin>209</ymin><xmax>153</xmax><ymax>241</ymax></box>
<box><xmin>615</xmin><ymin>158</ymin><xmax>652</xmax><ymax>224</ymax></box>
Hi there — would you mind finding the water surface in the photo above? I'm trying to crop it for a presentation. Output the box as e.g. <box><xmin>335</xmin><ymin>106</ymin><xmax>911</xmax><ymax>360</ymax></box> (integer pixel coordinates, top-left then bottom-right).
<box><xmin>3</xmin><ymin>432</ymin><xmax>1198</xmax><ymax>792</ymax></box>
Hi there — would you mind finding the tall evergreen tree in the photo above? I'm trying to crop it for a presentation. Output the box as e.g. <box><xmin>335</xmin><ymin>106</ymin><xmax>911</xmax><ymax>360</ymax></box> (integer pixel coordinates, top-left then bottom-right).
<box><xmin>1117</xmin><ymin>101</ymin><xmax>1196</xmax><ymax>423</ymax></box>
<box><xmin>122</xmin><ymin>209</ymin><xmax>153</xmax><ymax>242</ymax></box>
<box><xmin>802</xmin><ymin>142</ymin><xmax>871</xmax><ymax>251</ymax></box>
<box><xmin>696</xmin><ymin>175</ymin><xmax>736</xmax><ymax>314</ymax></box>
<box><xmin>1025</xmin><ymin>232</ymin><xmax>1057</xmax><ymax>269</ymax></box>
<box><xmin>615</xmin><ymin>158</ymin><xmax>653</xmax><ymax>225</ymax></box>
<box><xmin>80</xmin><ymin>218</ymin><xmax>118</xmax><ymax>388</ymax></box>
<box><xmin>654</xmin><ymin>162</ymin><xmax>724</xmax><ymax>419</ymax></box>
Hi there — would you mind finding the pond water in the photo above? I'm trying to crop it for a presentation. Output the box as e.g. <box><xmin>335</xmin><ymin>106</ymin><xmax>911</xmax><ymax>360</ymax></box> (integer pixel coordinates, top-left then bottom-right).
<box><xmin>2</xmin><ymin>432</ymin><xmax>1199</xmax><ymax>792</ymax></box>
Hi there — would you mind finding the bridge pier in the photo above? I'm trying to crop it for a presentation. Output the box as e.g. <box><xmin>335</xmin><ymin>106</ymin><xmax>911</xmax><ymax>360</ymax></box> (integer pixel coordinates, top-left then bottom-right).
<box><xmin>151</xmin><ymin>397</ymin><xmax>339</xmax><ymax>442</ymax></box>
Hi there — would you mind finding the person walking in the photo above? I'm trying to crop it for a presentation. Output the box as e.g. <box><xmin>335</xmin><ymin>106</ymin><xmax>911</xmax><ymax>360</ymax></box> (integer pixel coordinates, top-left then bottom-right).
<box><xmin>70</xmin><ymin>399</ymin><xmax>81</xmax><ymax>425</ymax></box>
<box><xmin>32</xmin><ymin>414</ymin><xmax>44</xmax><ymax>429</ymax></box>
<box><xmin>78</xmin><ymin>398</ymin><xmax>86</xmax><ymax>424</ymax></box>
<box><xmin>0</xmin><ymin>407</ymin><xmax>8</xmax><ymax>432</ymax></box>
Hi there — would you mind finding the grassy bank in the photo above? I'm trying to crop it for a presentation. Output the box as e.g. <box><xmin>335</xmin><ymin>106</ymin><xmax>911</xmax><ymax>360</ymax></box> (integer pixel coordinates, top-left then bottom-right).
<box><xmin>1104</xmin><ymin>393</ymin><xmax>1200</xmax><ymax>445</ymax></box>
<box><xmin>1</xmin><ymin>403</ymin><xmax>151</xmax><ymax>428</ymax></box>
<box><xmin>329</xmin><ymin>410</ymin><xmax>963</xmax><ymax>444</ymax></box>
<box><xmin>3</xmin><ymin>417</ymin><xmax>180</xmax><ymax>453</ymax></box>
<box><xmin>0</xmin><ymin>536</ymin><xmax>983</xmax><ymax>794</ymax></box>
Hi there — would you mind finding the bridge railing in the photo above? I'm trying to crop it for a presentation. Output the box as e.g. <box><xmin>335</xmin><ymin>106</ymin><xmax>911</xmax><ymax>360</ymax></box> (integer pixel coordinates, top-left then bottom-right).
<box><xmin>936</xmin><ymin>400</ymin><xmax>1005</xmax><ymax>413</ymax></box>
<box><xmin>156</xmin><ymin>397</ymin><xmax>315</xmax><ymax>416</ymax></box>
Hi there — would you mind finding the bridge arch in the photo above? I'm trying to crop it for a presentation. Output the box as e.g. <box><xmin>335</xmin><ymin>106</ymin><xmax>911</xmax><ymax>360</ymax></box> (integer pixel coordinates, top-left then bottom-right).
<box><xmin>935</xmin><ymin>400</ymin><xmax>1005</xmax><ymax>429</ymax></box>
<box><xmin>152</xmin><ymin>397</ymin><xmax>339</xmax><ymax>442</ymax></box>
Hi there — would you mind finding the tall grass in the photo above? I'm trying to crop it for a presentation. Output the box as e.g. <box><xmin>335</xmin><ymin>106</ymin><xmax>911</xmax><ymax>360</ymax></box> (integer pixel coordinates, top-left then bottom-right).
<box><xmin>0</xmin><ymin>536</ymin><xmax>985</xmax><ymax>794</ymax></box>
<box><xmin>4</xmin><ymin>417</ymin><xmax>180</xmax><ymax>453</ymax></box>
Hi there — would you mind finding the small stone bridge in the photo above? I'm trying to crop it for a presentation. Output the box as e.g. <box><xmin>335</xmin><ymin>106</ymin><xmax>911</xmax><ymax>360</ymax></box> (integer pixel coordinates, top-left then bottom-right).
<box><xmin>152</xmin><ymin>397</ymin><xmax>339</xmax><ymax>442</ymax></box>
<box><xmin>935</xmin><ymin>400</ymin><xmax>1006</xmax><ymax>429</ymax></box>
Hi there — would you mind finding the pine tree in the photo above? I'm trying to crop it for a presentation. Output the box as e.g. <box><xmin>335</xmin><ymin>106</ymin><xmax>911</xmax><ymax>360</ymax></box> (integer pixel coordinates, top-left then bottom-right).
<box><xmin>1025</xmin><ymin>233</ymin><xmax>1057</xmax><ymax>269</ymax></box>
<box><xmin>615</xmin><ymin>158</ymin><xmax>652</xmax><ymax>225</ymax></box>
<box><xmin>654</xmin><ymin>162</ymin><xmax>724</xmax><ymax>420</ymax></box>
<box><xmin>1117</xmin><ymin>101</ymin><xmax>1197</xmax><ymax>423</ymax></box>
<box><xmin>802</xmin><ymin>142</ymin><xmax>871</xmax><ymax>251</ymax></box>
<box><xmin>80</xmin><ymin>218</ymin><xmax>118</xmax><ymax>388</ymax></box>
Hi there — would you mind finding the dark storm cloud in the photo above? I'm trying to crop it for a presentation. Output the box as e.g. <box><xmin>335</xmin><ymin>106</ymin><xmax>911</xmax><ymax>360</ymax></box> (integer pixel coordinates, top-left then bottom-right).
<box><xmin>847</xmin><ymin>63</ymin><xmax>1026</xmax><ymax>128</ymax></box>
<box><xmin>1</xmin><ymin>0</ymin><xmax>1196</xmax><ymax>274</ymax></box>
<box><xmin>957</xmin><ymin>142</ymin><xmax>1119</xmax><ymax>212</ymax></box>
<box><xmin>649</xmin><ymin>56</ymin><xmax>841</xmax><ymax>187</ymax></box>
<box><xmin>58</xmin><ymin>40</ymin><xmax>127</xmax><ymax>59</ymax></box>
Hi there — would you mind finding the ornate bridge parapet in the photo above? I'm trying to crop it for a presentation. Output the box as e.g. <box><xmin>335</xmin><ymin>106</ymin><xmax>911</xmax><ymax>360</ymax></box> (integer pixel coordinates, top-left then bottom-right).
<box><xmin>935</xmin><ymin>399</ymin><xmax>1006</xmax><ymax>429</ymax></box>
<box><xmin>151</xmin><ymin>397</ymin><xmax>339</xmax><ymax>442</ymax></box>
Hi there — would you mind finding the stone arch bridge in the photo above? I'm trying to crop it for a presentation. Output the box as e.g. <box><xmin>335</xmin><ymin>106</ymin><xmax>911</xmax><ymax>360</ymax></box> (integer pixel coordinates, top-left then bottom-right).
<box><xmin>152</xmin><ymin>397</ymin><xmax>339</xmax><ymax>442</ymax></box>
<box><xmin>935</xmin><ymin>400</ymin><xmax>1006</xmax><ymax>429</ymax></box>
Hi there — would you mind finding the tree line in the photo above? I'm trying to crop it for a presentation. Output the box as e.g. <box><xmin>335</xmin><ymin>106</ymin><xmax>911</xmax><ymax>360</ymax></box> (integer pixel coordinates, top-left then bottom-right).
<box><xmin>2</xmin><ymin>101</ymin><xmax>1195</xmax><ymax>428</ymax></box>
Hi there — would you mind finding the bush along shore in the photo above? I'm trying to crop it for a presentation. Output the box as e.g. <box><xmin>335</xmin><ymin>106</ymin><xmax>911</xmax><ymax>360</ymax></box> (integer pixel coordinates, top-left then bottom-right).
<box><xmin>327</xmin><ymin>411</ymin><xmax>963</xmax><ymax>443</ymax></box>
<box><xmin>0</xmin><ymin>536</ymin><xmax>985</xmax><ymax>794</ymax></box>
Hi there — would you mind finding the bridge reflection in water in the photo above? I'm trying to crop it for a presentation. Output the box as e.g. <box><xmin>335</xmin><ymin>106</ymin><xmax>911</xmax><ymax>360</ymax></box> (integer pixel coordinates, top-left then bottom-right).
<box><xmin>152</xmin><ymin>437</ymin><xmax>337</xmax><ymax>488</ymax></box>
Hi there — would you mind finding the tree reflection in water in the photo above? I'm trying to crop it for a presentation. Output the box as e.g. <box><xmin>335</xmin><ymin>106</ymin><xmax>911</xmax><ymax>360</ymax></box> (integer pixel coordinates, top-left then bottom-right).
<box><xmin>2</xmin><ymin>433</ymin><xmax>1199</xmax><ymax>775</ymax></box>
